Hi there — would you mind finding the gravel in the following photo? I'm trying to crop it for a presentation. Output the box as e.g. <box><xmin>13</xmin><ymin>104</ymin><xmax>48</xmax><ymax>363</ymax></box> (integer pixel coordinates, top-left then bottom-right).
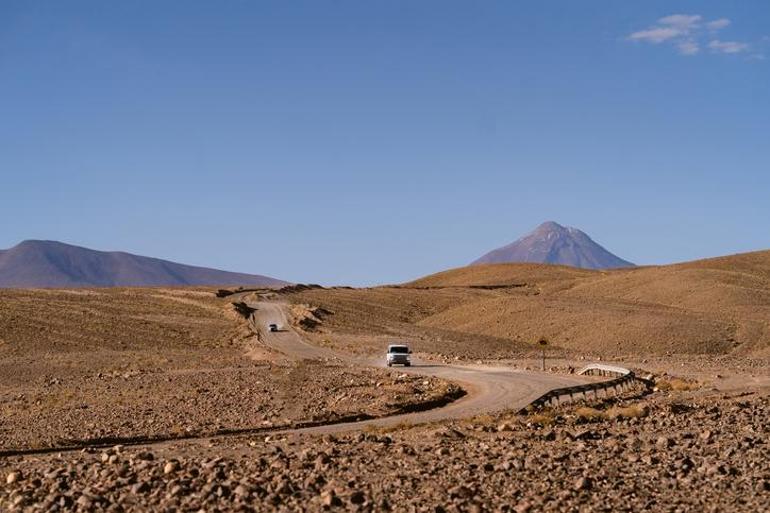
<box><xmin>1</xmin><ymin>393</ymin><xmax>767</xmax><ymax>512</ymax></box>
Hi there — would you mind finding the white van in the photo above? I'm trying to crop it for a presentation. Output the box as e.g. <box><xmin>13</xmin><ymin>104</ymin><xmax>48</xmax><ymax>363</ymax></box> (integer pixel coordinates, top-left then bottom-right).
<box><xmin>386</xmin><ymin>344</ymin><xmax>412</xmax><ymax>367</ymax></box>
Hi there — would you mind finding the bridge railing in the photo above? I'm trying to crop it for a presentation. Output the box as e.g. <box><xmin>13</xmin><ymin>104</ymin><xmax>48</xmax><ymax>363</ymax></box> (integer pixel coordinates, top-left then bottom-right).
<box><xmin>521</xmin><ymin>363</ymin><xmax>651</xmax><ymax>413</ymax></box>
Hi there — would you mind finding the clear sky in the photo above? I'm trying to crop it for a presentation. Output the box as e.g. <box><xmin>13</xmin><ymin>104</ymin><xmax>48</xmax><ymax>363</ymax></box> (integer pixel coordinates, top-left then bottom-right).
<box><xmin>1</xmin><ymin>1</ymin><xmax>768</xmax><ymax>285</ymax></box>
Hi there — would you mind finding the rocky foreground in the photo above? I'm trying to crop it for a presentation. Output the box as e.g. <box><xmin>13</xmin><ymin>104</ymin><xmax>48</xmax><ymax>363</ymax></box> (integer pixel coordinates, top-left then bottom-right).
<box><xmin>1</xmin><ymin>392</ymin><xmax>767</xmax><ymax>512</ymax></box>
<box><xmin>0</xmin><ymin>361</ymin><xmax>458</xmax><ymax>453</ymax></box>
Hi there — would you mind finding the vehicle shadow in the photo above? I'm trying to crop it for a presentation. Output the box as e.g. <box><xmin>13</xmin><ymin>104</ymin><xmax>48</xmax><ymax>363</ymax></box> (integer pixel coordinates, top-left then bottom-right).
<box><xmin>392</xmin><ymin>364</ymin><xmax>443</xmax><ymax>369</ymax></box>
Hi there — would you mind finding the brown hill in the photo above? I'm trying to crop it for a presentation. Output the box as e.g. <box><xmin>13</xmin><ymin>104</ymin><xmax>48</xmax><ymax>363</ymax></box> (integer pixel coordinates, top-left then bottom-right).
<box><xmin>0</xmin><ymin>240</ymin><xmax>289</xmax><ymax>288</ymax></box>
<box><xmin>288</xmin><ymin>250</ymin><xmax>770</xmax><ymax>357</ymax></box>
<box><xmin>408</xmin><ymin>262</ymin><xmax>596</xmax><ymax>289</ymax></box>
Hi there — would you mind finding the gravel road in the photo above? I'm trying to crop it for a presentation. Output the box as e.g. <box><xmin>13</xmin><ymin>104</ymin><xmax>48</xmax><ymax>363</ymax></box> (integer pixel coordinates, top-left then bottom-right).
<box><xmin>250</xmin><ymin>301</ymin><xmax>587</xmax><ymax>433</ymax></box>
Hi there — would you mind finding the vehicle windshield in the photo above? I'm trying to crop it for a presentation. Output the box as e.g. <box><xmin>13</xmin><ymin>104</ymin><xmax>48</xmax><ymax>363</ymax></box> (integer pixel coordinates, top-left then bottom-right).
<box><xmin>388</xmin><ymin>346</ymin><xmax>409</xmax><ymax>354</ymax></box>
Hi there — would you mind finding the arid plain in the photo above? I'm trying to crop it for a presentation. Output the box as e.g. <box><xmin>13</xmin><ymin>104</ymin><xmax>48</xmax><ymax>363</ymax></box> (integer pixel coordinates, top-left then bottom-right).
<box><xmin>1</xmin><ymin>251</ymin><xmax>769</xmax><ymax>511</ymax></box>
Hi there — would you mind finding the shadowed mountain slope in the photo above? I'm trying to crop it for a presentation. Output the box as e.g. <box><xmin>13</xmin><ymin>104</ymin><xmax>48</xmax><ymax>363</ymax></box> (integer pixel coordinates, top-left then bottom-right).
<box><xmin>0</xmin><ymin>240</ymin><xmax>288</xmax><ymax>288</ymax></box>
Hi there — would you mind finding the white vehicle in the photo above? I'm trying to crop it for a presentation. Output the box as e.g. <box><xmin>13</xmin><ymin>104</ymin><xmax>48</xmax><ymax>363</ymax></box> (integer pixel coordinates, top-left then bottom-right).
<box><xmin>386</xmin><ymin>344</ymin><xmax>412</xmax><ymax>367</ymax></box>
<box><xmin>268</xmin><ymin>323</ymin><xmax>279</xmax><ymax>332</ymax></box>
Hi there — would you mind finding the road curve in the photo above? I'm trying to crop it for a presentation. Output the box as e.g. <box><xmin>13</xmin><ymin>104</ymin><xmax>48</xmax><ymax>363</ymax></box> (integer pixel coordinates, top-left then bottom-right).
<box><xmin>250</xmin><ymin>301</ymin><xmax>587</xmax><ymax>434</ymax></box>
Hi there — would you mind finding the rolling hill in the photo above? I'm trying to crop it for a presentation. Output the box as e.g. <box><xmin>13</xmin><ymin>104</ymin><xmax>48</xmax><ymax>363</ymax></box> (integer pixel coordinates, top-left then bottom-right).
<box><xmin>423</xmin><ymin>250</ymin><xmax>770</xmax><ymax>355</ymax></box>
<box><xmin>287</xmin><ymin>250</ymin><xmax>770</xmax><ymax>357</ymax></box>
<box><xmin>0</xmin><ymin>240</ymin><xmax>289</xmax><ymax>288</ymax></box>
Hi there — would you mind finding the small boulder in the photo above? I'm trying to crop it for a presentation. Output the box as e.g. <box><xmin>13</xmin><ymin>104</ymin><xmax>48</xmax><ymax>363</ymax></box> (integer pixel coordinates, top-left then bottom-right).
<box><xmin>350</xmin><ymin>491</ymin><xmax>366</xmax><ymax>504</ymax></box>
<box><xmin>574</xmin><ymin>476</ymin><xmax>593</xmax><ymax>491</ymax></box>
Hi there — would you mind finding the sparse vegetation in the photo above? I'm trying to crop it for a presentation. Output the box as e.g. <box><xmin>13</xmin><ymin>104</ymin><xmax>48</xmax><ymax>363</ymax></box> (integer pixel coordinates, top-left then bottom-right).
<box><xmin>608</xmin><ymin>404</ymin><xmax>649</xmax><ymax>419</ymax></box>
<box><xmin>572</xmin><ymin>403</ymin><xmax>650</xmax><ymax>423</ymax></box>
<box><xmin>656</xmin><ymin>378</ymin><xmax>700</xmax><ymax>392</ymax></box>
<box><xmin>527</xmin><ymin>411</ymin><xmax>555</xmax><ymax>426</ymax></box>
<box><xmin>470</xmin><ymin>413</ymin><xmax>496</xmax><ymax>426</ymax></box>
<box><xmin>366</xmin><ymin>420</ymin><xmax>423</xmax><ymax>434</ymax></box>
<box><xmin>574</xmin><ymin>406</ymin><xmax>605</xmax><ymax>422</ymax></box>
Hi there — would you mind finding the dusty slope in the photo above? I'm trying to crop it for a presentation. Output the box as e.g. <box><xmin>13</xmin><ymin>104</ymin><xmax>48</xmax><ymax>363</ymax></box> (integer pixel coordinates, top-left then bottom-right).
<box><xmin>408</xmin><ymin>262</ymin><xmax>595</xmax><ymax>289</ymax></box>
<box><xmin>0</xmin><ymin>240</ymin><xmax>288</xmax><ymax>288</ymax></box>
<box><xmin>285</xmin><ymin>286</ymin><xmax>539</xmax><ymax>360</ymax></box>
<box><xmin>290</xmin><ymin>250</ymin><xmax>770</xmax><ymax>357</ymax></box>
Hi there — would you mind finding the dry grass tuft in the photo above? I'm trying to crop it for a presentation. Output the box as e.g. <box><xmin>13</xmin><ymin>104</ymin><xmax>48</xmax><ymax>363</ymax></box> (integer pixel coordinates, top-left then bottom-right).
<box><xmin>657</xmin><ymin>378</ymin><xmax>700</xmax><ymax>392</ymax></box>
<box><xmin>471</xmin><ymin>414</ymin><xmax>496</xmax><ymax>426</ymax></box>
<box><xmin>573</xmin><ymin>403</ymin><xmax>649</xmax><ymax>423</ymax></box>
<box><xmin>366</xmin><ymin>420</ymin><xmax>421</xmax><ymax>434</ymax></box>
<box><xmin>575</xmin><ymin>407</ymin><xmax>605</xmax><ymax>422</ymax></box>
<box><xmin>607</xmin><ymin>404</ymin><xmax>649</xmax><ymax>419</ymax></box>
<box><xmin>527</xmin><ymin>412</ymin><xmax>555</xmax><ymax>426</ymax></box>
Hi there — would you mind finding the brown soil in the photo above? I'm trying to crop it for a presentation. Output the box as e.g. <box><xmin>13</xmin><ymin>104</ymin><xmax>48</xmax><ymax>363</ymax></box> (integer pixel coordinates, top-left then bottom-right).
<box><xmin>0</xmin><ymin>289</ymin><xmax>456</xmax><ymax>452</ymax></box>
<box><xmin>286</xmin><ymin>250</ymin><xmax>770</xmax><ymax>358</ymax></box>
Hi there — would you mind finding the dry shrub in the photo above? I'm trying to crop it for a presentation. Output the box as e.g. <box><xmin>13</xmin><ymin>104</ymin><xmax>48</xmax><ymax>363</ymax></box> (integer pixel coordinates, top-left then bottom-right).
<box><xmin>389</xmin><ymin>420</ymin><xmax>419</xmax><ymax>432</ymax></box>
<box><xmin>528</xmin><ymin>412</ymin><xmax>555</xmax><ymax>426</ymax></box>
<box><xmin>607</xmin><ymin>404</ymin><xmax>649</xmax><ymax>419</ymax></box>
<box><xmin>37</xmin><ymin>390</ymin><xmax>78</xmax><ymax>409</ymax></box>
<box><xmin>657</xmin><ymin>378</ymin><xmax>699</xmax><ymax>392</ymax></box>
<box><xmin>575</xmin><ymin>407</ymin><xmax>606</xmax><ymax>422</ymax></box>
<box><xmin>470</xmin><ymin>414</ymin><xmax>496</xmax><ymax>427</ymax></box>
<box><xmin>364</xmin><ymin>419</ymin><xmax>418</xmax><ymax>433</ymax></box>
<box><xmin>573</xmin><ymin>403</ymin><xmax>648</xmax><ymax>423</ymax></box>
<box><xmin>371</xmin><ymin>420</ymin><xmax>421</xmax><ymax>434</ymax></box>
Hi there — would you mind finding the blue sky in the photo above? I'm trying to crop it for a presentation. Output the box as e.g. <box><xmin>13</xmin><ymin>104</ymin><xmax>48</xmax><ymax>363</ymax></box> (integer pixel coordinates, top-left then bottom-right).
<box><xmin>1</xmin><ymin>1</ymin><xmax>768</xmax><ymax>285</ymax></box>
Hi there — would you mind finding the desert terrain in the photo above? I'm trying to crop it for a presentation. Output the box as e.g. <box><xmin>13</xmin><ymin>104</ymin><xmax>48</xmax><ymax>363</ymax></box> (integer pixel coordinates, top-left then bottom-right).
<box><xmin>0</xmin><ymin>288</ymin><xmax>460</xmax><ymax>453</ymax></box>
<box><xmin>286</xmin><ymin>251</ymin><xmax>770</xmax><ymax>361</ymax></box>
<box><xmin>1</xmin><ymin>251</ymin><xmax>769</xmax><ymax>511</ymax></box>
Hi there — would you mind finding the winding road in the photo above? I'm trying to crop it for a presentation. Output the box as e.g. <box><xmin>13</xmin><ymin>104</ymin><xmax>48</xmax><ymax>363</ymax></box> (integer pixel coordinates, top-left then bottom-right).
<box><xmin>0</xmin><ymin>299</ymin><xmax>592</xmax><ymax>458</ymax></box>
<box><xmin>250</xmin><ymin>301</ymin><xmax>588</xmax><ymax>434</ymax></box>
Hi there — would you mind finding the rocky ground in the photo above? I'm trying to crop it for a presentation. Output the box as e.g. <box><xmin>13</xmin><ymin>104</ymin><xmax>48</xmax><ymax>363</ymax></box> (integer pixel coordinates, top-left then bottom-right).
<box><xmin>0</xmin><ymin>360</ymin><xmax>459</xmax><ymax>452</ymax></box>
<box><xmin>1</xmin><ymin>390</ymin><xmax>767</xmax><ymax>512</ymax></box>
<box><xmin>0</xmin><ymin>289</ymin><xmax>459</xmax><ymax>452</ymax></box>
<box><xmin>2</xmin><ymin>287</ymin><xmax>768</xmax><ymax>511</ymax></box>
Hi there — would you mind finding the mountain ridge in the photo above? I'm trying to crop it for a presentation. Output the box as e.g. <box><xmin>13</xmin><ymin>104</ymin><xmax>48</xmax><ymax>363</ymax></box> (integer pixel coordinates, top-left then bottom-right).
<box><xmin>0</xmin><ymin>240</ymin><xmax>288</xmax><ymax>288</ymax></box>
<box><xmin>472</xmin><ymin>221</ymin><xmax>634</xmax><ymax>270</ymax></box>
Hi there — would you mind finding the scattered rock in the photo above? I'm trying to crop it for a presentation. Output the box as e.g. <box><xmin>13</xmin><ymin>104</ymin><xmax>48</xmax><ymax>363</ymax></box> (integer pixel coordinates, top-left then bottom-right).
<box><xmin>349</xmin><ymin>491</ymin><xmax>366</xmax><ymax>504</ymax></box>
<box><xmin>163</xmin><ymin>461</ymin><xmax>179</xmax><ymax>474</ymax></box>
<box><xmin>321</xmin><ymin>489</ymin><xmax>342</xmax><ymax>507</ymax></box>
<box><xmin>575</xmin><ymin>476</ymin><xmax>593</xmax><ymax>491</ymax></box>
<box><xmin>131</xmin><ymin>482</ymin><xmax>151</xmax><ymax>494</ymax></box>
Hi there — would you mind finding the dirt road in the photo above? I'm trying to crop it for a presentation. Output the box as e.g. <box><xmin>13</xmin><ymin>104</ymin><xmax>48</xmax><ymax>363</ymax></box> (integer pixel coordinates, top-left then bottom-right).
<box><xmin>250</xmin><ymin>301</ymin><xmax>587</xmax><ymax>433</ymax></box>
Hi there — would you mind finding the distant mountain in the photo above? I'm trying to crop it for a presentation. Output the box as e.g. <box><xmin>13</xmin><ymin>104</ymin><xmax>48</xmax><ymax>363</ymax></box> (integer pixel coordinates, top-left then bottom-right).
<box><xmin>472</xmin><ymin>221</ymin><xmax>634</xmax><ymax>270</ymax></box>
<box><xmin>0</xmin><ymin>240</ymin><xmax>289</xmax><ymax>288</ymax></box>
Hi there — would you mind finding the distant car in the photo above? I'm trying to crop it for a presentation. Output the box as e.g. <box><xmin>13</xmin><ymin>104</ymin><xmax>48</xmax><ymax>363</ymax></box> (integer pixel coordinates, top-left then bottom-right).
<box><xmin>268</xmin><ymin>323</ymin><xmax>278</xmax><ymax>332</ymax></box>
<box><xmin>386</xmin><ymin>344</ymin><xmax>412</xmax><ymax>367</ymax></box>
